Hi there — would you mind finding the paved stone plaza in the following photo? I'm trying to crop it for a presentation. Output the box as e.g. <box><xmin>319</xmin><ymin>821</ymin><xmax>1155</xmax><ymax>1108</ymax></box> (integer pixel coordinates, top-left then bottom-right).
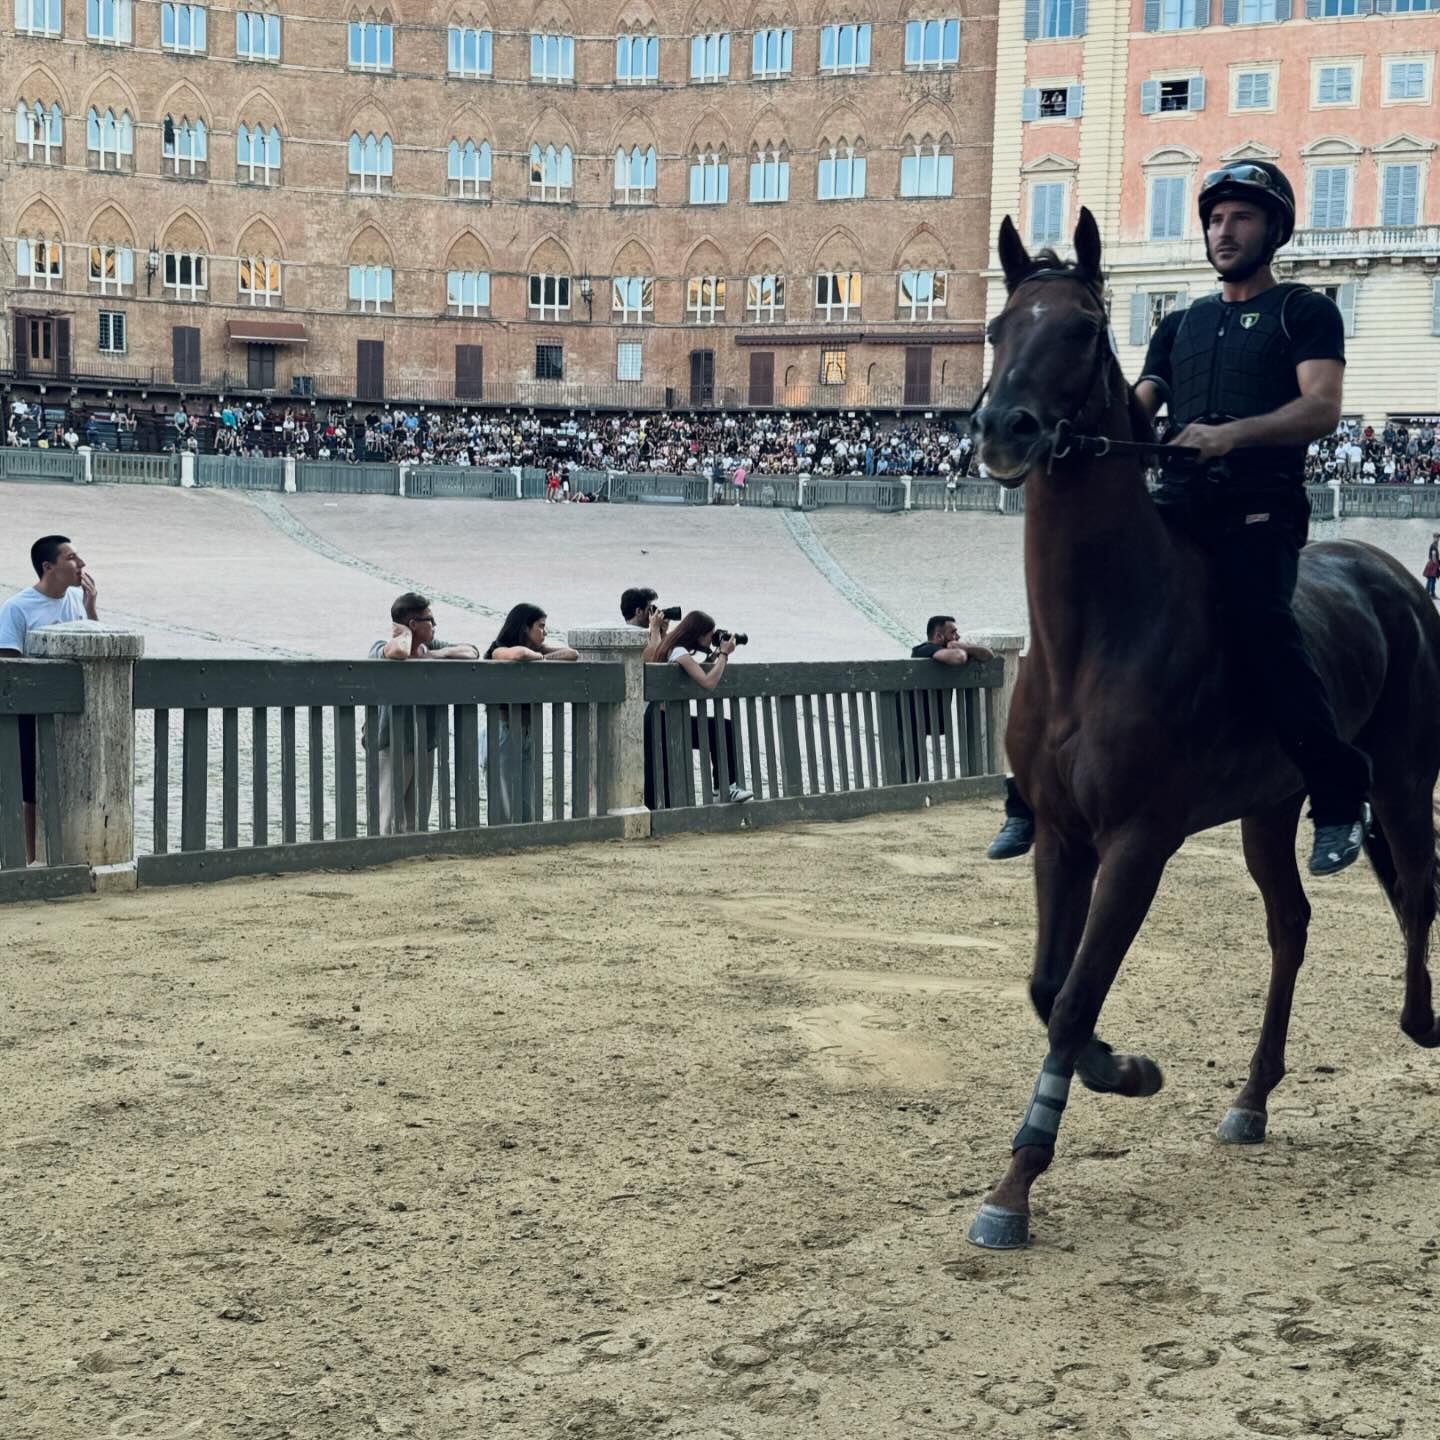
<box><xmin>1</xmin><ymin>482</ymin><xmax>1428</xmax><ymax>662</ymax></box>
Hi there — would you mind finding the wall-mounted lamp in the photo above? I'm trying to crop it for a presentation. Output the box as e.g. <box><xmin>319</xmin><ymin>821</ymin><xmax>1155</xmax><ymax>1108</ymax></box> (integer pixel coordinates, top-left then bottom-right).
<box><xmin>146</xmin><ymin>246</ymin><xmax>160</xmax><ymax>295</ymax></box>
<box><xmin>579</xmin><ymin>274</ymin><xmax>593</xmax><ymax>321</ymax></box>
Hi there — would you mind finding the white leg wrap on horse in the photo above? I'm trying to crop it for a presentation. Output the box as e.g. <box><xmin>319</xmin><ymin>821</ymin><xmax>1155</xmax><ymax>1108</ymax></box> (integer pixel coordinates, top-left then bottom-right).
<box><xmin>1012</xmin><ymin>1055</ymin><xmax>1072</xmax><ymax>1151</ymax></box>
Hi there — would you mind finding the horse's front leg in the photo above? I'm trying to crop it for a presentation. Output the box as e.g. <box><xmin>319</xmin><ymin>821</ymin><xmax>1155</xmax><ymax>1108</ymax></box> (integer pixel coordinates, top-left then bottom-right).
<box><xmin>969</xmin><ymin>832</ymin><xmax>1175</xmax><ymax>1249</ymax></box>
<box><xmin>1028</xmin><ymin>826</ymin><xmax>1098</xmax><ymax>1023</ymax></box>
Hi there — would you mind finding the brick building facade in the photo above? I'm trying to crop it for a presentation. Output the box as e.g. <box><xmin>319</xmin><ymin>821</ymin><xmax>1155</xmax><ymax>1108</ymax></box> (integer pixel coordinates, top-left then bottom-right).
<box><xmin>4</xmin><ymin>0</ymin><xmax>997</xmax><ymax>413</ymax></box>
<box><xmin>987</xmin><ymin>0</ymin><xmax>1440</xmax><ymax>427</ymax></box>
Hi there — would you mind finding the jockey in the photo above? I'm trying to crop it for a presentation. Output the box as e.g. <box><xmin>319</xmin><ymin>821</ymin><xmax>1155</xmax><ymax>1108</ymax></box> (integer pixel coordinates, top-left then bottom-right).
<box><xmin>1134</xmin><ymin>159</ymin><xmax>1371</xmax><ymax>876</ymax></box>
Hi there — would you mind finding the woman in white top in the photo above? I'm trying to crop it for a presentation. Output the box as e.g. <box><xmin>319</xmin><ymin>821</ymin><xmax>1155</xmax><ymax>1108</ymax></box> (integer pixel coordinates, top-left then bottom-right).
<box><xmin>651</xmin><ymin>610</ymin><xmax>752</xmax><ymax>804</ymax></box>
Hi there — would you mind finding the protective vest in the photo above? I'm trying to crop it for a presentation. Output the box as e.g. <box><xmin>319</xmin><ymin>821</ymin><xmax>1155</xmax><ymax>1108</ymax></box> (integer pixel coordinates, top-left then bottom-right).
<box><xmin>1165</xmin><ymin>282</ymin><xmax>1311</xmax><ymax>489</ymax></box>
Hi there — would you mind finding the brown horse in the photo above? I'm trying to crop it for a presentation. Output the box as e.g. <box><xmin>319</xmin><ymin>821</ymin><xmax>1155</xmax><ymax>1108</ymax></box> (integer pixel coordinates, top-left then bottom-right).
<box><xmin>966</xmin><ymin>208</ymin><xmax>1440</xmax><ymax>1250</ymax></box>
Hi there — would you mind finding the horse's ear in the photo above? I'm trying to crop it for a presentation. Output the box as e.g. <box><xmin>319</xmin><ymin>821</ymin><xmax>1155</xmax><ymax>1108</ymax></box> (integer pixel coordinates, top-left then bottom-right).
<box><xmin>998</xmin><ymin>216</ymin><xmax>1032</xmax><ymax>294</ymax></box>
<box><xmin>1073</xmin><ymin>207</ymin><xmax>1103</xmax><ymax>282</ymax></box>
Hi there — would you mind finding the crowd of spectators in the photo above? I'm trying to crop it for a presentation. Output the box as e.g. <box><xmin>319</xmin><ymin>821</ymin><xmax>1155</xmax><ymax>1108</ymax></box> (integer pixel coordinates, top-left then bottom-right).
<box><xmin>201</xmin><ymin>405</ymin><xmax>980</xmax><ymax>480</ymax></box>
<box><xmin>16</xmin><ymin>392</ymin><xmax>1440</xmax><ymax>487</ymax></box>
<box><xmin>1305</xmin><ymin>417</ymin><xmax>1440</xmax><ymax>487</ymax></box>
<box><xmin>6</xmin><ymin>395</ymin><xmax>978</xmax><ymax>478</ymax></box>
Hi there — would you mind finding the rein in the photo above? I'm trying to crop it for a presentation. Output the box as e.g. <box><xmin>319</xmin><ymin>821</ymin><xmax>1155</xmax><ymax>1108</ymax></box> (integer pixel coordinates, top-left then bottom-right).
<box><xmin>987</xmin><ymin>269</ymin><xmax>1199</xmax><ymax>470</ymax></box>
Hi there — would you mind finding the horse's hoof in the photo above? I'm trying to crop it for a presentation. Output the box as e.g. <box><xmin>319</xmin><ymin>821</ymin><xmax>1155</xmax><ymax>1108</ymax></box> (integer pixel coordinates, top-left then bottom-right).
<box><xmin>1126</xmin><ymin>1055</ymin><xmax>1165</xmax><ymax>1098</ymax></box>
<box><xmin>967</xmin><ymin>1204</ymin><xmax>1030</xmax><ymax>1250</ymax></box>
<box><xmin>1216</xmin><ymin>1107</ymin><xmax>1267</xmax><ymax>1145</ymax></box>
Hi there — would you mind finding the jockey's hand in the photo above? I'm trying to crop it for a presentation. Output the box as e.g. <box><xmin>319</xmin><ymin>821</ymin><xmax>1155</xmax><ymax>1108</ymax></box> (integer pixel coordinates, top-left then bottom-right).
<box><xmin>1169</xmin><ymin>422</ymin><xmax>1236</xmax><ymax>463</ymax></box>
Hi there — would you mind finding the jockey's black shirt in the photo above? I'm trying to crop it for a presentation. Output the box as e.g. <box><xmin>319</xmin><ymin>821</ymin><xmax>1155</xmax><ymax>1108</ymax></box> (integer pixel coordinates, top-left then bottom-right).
<box><xmin>1138</xmin><ymin>282</ymin><xmax>1345</xmax><ymax>494</ymax></box>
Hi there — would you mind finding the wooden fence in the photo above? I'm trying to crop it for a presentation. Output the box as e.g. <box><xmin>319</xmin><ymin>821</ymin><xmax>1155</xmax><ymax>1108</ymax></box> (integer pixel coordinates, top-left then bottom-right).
<box><xmin>0</xmin><ymin>661</ymin><xmax>92</xmax><ymax>900</ymax></box>
<box><xmin>0</xmin><ymin>648</ymin><xmax>1012</xmax><ymax>898</ymax></box>
<box><xmin>0</xmin><ymin>448</ymin><xmax>84</xmax><ymax>483</ymax></box>
<box><xmin>130</xmin><ymin>660</ymin><xmax>625</xmax><ymax>885</ymax></box>
<box><xmin>91</xmin><ymin>452</ymin><xmax>179</xmax><ymax>485</ymax></box>
<box><xmin>643</xmin><ymin>658</ymin><xmax>1002</xmax><ymax>834</ymax></box>
<box><xmin>405</xmin><ymin>467</ymin><xmax>516</xmax><ymax>500</ymax></box>
<box><xmin>296</xmin><ymin>461</ymin><xmax>401</xmax><ymax>496</ymax></box>
<box><xmin>196</xmin><ymin>456</ymin><xmax>285</xmax><ymax>491</ymax></box>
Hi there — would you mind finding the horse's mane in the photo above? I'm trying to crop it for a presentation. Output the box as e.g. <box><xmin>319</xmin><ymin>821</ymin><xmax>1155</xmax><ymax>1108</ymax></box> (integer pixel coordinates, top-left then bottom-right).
<box><xmin>1024</xmin><ymin>250</ymin><xmax>1106</xmax><ymax>287</ymax></box>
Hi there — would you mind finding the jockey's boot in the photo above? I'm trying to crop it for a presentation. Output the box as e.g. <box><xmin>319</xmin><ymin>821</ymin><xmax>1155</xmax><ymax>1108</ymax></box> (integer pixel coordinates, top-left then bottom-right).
<box><xmin>986</xmin><ymin>814</ymin><xmax>1035</xmax><ymax>861</ymax></box>
<box><xmin>1308</xmin><ymin>805</ymin><xmax>1369</xmax><ymax>878</ymax></box>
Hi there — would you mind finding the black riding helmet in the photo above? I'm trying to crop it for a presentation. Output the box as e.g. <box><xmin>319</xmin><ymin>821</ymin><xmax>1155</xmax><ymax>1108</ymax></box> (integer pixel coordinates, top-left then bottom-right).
<box><xmin>1198</xmin><ymin>160</ymin><xmax>1296</xmax><ymax>251</ymax></box>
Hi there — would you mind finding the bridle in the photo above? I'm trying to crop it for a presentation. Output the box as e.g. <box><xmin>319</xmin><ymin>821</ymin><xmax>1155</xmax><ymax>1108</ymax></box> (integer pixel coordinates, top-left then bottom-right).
<box><xmin>976</xmin><ymin>267</ymin><xmax>1198</xmax><ymax>475</ymax></box>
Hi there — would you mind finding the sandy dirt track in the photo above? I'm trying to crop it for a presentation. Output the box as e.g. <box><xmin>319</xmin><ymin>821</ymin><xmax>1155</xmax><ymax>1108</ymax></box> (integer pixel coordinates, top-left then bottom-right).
<box><xmin>4</xmin><ymin>801</ymin><xmax>1437</xmax><ymax>1440</ymax></box>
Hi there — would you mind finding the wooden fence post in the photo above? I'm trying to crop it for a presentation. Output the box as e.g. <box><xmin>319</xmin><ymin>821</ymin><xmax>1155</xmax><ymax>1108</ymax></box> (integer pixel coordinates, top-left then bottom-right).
<box><xmin>971</xmin><ymin>631</ymin><xmax>1025</xmax><ymax>774</ymax></box>
<box><xmin>568</xmin><ymin>625</ymin><xmax>650</xmax><ymax>838</ymax></box>
<box><xmin>28</xmin><ymin>623</ymin><xmax>144</xmax><ymax>889</ymax></box>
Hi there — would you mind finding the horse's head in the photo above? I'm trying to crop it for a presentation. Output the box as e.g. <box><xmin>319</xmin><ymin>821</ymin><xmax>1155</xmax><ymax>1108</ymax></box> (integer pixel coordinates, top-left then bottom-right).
<box><xmin>975</xmin><ymin>207</ymin><xmax>1116</xmax><ymax>487</ymax></box>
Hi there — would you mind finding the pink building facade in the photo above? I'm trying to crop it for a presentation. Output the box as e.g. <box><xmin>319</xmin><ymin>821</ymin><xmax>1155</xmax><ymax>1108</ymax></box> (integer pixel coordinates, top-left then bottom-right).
<box><xmin>990</xmin><ymin>0</ymin><xmax>1440</xmax><ymax>424</ymax></box>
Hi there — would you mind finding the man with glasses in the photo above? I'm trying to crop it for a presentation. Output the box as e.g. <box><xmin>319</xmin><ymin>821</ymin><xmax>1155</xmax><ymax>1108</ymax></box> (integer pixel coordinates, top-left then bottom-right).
<box><xmin>368</xmin><ymin>592</ymin><xmax>479</xmax><ymax>833</ymax></box>
<box><xmin>1133</xmin><ymin>159</ymin><xmax>1371</xmax><ymax>877</ymax></box>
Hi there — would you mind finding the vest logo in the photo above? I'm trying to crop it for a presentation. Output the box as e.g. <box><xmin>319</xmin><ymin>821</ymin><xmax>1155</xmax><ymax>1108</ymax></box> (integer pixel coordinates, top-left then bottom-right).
<box><xmin>1240</xmin><ymin>313</ymin><xmax>1260</xmax><ymax>329</ymax></box>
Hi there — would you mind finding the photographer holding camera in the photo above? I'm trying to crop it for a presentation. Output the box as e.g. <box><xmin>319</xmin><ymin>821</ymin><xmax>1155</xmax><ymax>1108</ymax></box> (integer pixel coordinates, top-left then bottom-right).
<box><xmin>620</xmin><ymin>586</ymin><xmax>681</xmax><ymax>663</ymax></box>
<box><xmin>649</xmin><ymin>609</ymin><xmax>753</xmax><ymax>805</ymax></box>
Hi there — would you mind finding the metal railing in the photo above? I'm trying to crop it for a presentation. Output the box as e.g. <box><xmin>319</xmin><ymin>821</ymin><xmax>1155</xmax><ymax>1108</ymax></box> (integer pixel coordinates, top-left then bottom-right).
<box><xmin>643</xmin><ymin>658</ymin><xmax>1002</xmax><ymax>823</ymax></box>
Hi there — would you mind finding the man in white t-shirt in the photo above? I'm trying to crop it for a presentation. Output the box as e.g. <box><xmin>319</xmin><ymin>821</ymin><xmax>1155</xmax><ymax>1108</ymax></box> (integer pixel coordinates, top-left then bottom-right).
<box><xmin>0</xmin><ymin>535</ymin><xmax>99</xmax><ymax>863</ymax></box>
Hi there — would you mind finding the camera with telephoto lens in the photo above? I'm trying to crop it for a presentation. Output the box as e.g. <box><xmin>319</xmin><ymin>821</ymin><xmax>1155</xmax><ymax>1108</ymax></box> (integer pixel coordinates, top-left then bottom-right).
<box><xmin>713</xmin><ymin>629</ymin><xmax>749</xmax><ymax>647</ymax></box>
<box><xmin>661</xmin><ymin>605</ymin><xmax>682</xmax><ymax>622</ymax></box>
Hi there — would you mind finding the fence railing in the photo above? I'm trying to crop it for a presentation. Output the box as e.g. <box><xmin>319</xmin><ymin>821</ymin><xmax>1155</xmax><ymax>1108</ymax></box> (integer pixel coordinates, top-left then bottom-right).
<box><xmin>0</xmin><ymin>447</ymin><xmax>85</xmax><ymax>483</ymax></box>
<box><xmin>196</xmin><ymin>455</ymin><xmax>285</xmax><ymax>491</ymax></box>
<box><xmin>1</xmin><ymin>639</ymin><xmax>1014</xmax><ymax>899</ymax></box>
<box><xmin>131</xmin><ymin>659</ymin><xmax>626</xmax><ymax>885</ymax></box>
<box><xmin>643</xmin><ymin>658</ymin><xmax>1002</xmax><ymax>827</ymax></box>
<box><xmin>296</xmin><ymin>460</ymin><xmax>402</xmax><ymax>496</ymax></box>
<box><xmin>1332</xmin><ymin>484</ymin><xmax>1440</xmax><ymax>520</ymax></box>
<box><xmin>405</xmin><ymin>467</ymin><xmax>516</xmax><ymax>500</ymax></box>
<box><xmin>0</xmin><ymin>660</ymin><xmax>92</xmax><ymax>900</ymax></box>
<box><xmin>91</xmin><ymin>452</ymin><xmax>180</xmax><ymax>486</ymax></box>
<box><xmin>1306</xmin><ymin>483</ymin><xmax>1336</xmax><ymax>522</ymax></box>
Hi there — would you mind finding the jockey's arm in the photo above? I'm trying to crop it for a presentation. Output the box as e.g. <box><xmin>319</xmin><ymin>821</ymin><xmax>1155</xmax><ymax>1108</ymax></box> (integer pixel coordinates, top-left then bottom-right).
<box><xmin>1133</xmin><ymin>380</ymin><xmax>1165</xmax><ymax>420</ymax></box>
<box><xmin>1169</xmin><ymin>360</ymin><xmax>1343</xmax><ymax>464</ymax></box>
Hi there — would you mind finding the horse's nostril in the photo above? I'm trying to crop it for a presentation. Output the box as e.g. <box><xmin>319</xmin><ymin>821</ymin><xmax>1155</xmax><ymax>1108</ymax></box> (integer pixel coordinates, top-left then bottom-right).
<box><xmin>1007</xmin><ymin>409</ymin><xmax>1042</xmax><ymax>439</ymax></box>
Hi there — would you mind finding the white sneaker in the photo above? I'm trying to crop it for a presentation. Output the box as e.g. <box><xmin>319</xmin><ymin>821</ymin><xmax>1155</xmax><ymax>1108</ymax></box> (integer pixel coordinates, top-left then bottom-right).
<box><xmin>728</xmin><ymin>783</ymin><xmax>754</xmax><ymax>803</ymax></box>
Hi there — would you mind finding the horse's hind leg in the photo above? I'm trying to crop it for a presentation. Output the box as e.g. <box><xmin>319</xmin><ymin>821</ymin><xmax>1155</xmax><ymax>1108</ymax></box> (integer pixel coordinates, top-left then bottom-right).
<box><xmin>1367</xmin><ymin>784</ymin><xmax>1440</xmax><ymax>1048</ymax></box>
<box><xmin>1218</xmin><ymin>797</ymin><xmax>1310</xmax><ymax>1145</ymax></box>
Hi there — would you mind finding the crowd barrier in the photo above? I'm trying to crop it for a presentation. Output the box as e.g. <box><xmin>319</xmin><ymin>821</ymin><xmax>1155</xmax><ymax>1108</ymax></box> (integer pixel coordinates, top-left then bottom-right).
<box><xmin>0</xmin><ymin>627</ymin><xmax>1019</xmax><ymax>902</ymax></box>
<box><xmin>0</xmin><ymin>449</ymin><xmax>1415</xmax><ymax>524</ymax></box>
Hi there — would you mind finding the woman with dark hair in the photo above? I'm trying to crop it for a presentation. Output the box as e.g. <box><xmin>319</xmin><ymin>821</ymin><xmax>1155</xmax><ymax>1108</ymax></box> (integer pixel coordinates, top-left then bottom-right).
<box><xmin>483</xmin><ymin>604</ymin><xmax>577</xmax><ymax>820</ymax></box>
<box><xmin>649</xmin><ymin>610</ymin><xmax>752</xmax><ymax>805</ymax></box>
<box><xmin>485</xmin><ymin>604</ymin><xmax>578</xmax><ymax>662</ymax></box>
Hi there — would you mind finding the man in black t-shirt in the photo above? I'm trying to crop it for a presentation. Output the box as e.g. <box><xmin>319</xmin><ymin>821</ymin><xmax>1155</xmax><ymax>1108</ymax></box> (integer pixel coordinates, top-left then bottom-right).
<box><xmin>911</xmin><ymin>615</ymin><xmax>991</xmax><ymax>667</ymax></box>
<box><xmin>899</xmin><ymin>616</ymin><xmax>996</xmax><ymax>781</ymax></box>
<box><xmin>1133</xmin><ymin>160</ymin><xmax>1370</xmax><ymax>877</ymax></box>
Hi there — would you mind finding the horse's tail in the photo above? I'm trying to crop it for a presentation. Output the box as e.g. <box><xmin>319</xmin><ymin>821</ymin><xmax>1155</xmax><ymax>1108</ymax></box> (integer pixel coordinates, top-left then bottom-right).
<box><xmin>1362</xmin><ymin>813</ymin><xmax>1404</xmax><ymax>925</ymax></box>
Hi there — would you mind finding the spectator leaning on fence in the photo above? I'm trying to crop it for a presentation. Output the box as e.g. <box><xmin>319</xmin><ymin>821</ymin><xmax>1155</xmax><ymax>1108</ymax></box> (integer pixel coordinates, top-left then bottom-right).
<box><xmin>0</xmin><ymin>535</ymin><xmax>100</xmax><ymax>865</ymax></box>
<box><xmin>367</xmin><ymin>591</ymin><xmax>479</xmax><ymax>836</ymax></box>
<box><xmin>482</xmin><ymin>604</ymin><xmax>577</xmax><ymax>824</ymax></box>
